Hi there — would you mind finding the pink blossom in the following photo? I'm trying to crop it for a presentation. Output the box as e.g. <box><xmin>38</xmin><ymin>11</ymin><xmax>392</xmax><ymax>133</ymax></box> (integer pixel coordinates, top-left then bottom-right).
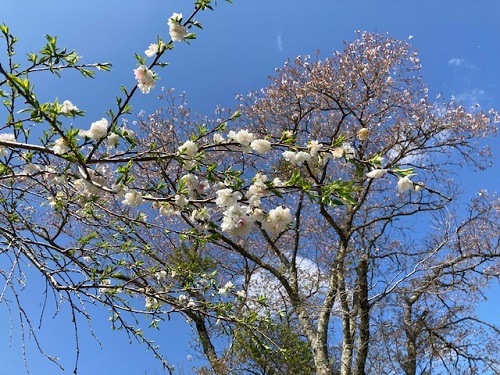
<box><xmin>262</xmin><ymin>206</ymin><xmax>293</xmax><ymax>234</ymax></box>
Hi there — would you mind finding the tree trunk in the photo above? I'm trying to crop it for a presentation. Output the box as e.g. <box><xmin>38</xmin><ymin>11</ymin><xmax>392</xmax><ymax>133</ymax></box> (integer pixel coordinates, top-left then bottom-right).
<box><xmin>339</xmin><ymin>273</ymin><xmax>354</xmax><ymax>375</ymax></box>
<box><xmin>296</xmin><ymin>308</ymin><xmax>333</xmax><ymax>375</ymax></box>
<box><xmin>354</xmin><ymin>256</ymin><xmax>370</xmax><ymax>375</ymax></box>
<box><xmin>192</xmin><ymin>314</ymin><xmax>226</xmax><ymax>375</ymax></box>
<box><xmin>403</xmin><ymin>301</ymin><xmax>417</xmax><ymax>375</ymax></box>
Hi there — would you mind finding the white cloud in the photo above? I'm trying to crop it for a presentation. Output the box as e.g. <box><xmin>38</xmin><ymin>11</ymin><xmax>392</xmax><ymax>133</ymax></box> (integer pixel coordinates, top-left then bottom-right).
<box><xmin>455</xmin><ymin>88</ymin><xmax>486</xmax><ymax>107</ymax></box>
<box><xmin>448</xmin><ymin>57</ymin><xmax>466</xmax><ymax>67</ymax></box>
<box><xmin>448</xmin><ymin>57</ymin><xmax>475</xmax><ymax>69</ymax></box>
<box><xmin>276</xmin><ymin>34</ymin><xmax>284</xmax><ymax>51</ymax></box>
<box><xmin>243</xmin><ymin>255</ymin><xmax>331</xmax><ymax>316</ymax></box>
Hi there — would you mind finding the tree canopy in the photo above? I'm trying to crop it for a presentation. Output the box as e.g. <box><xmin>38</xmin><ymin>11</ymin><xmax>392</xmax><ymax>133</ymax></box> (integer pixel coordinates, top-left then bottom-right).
<box><xmin>1</xmin><ymin>3</ymin><xmax>500</xmax><ymax>375</ymax></box>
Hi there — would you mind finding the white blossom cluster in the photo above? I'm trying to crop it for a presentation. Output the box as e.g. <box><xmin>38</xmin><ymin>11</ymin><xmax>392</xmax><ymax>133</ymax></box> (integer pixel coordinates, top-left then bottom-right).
<box><xmin>145</xmin><ymin>42</ymin><xmax>166</xmax><ymax>58</ymax></box>
<box><xmin>114</xmin><ymin>129</ymin><xmax>417</xmax><ymax>238</ymax></box>
<box><xmin>49</xmin><ymin>113</ymin><xmax>118</xmax><ymax>155</ymax></box>
<box><xmin>122</xmin><ymin>189</ymin><xmax>144</xmax><ymax>207</ymax></box>
<box><xmin>52</xmin><ymin>137</ymin><xmax>69</xmax><ymax>155</ymax></box>
<box><xmin>0</xmin><ymin>133</ymin><xmax>16</xmax><ymax>157</ymax></box>
<box><xmin>282</xmin><ymin>150</ymin><xmax>311</xmax><ymax>166</ymax></box>
<box><xmin>79</xmin><ymin>118</ymin><xmax>108</xmax><ymax>140</ymax></box>
<box><xmin>134</xmin><ymin>65</ymin><xmax>155</xmax><ymax>94</ymax></box>
<box><xmin>42</xmin><ymin>121</ymin><xmax>420</xmax><ymax>240</ymax></box>
<box><xmin>168</xmin><ymin>13</ymin><xmax>187</xmax><ymax>42</ymax></box>
<box><xmin>60</xmin><ymin>100</ymin><xmax>79</xmax><ymax>115</ymax></box>
<box><xmin>397</xmin><ymin>176</ymin><xmax>421</xmax><ymax>193</ymax></box>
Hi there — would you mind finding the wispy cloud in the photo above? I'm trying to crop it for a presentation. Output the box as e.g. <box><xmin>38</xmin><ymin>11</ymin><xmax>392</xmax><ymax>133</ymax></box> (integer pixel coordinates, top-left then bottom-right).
<box><xmin>448</xmin><ymin>57</ymin><xmax>475</xmax><ymax>69</ymax></box>
<box><xmin>448</xmin><ymin>57</ymin><xmax>466</xmax><ymax>67</ymax></box>
<box><xmin>276</xmin><ymin>34</ymin><xmax>284</xmax><ymax>52</ymax></box>
<box><xmin>455</xmin><ymin>88</ymin><xmax>486</xmax><ymax>107</ymax></box>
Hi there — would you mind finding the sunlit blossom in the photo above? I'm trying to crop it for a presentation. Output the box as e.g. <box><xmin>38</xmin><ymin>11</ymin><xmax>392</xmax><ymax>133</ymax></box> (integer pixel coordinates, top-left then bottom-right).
<box><xmin>73</xmin><ymin>178</ymin><xmax>103</xmax><ymax>197</ymax></box>
<box><xmin>397</xmin><ymin>176</ymin><xmax>414</xmax><ymax>193</ymax></box>
<box><xmin>145</xmin><ymin>296</ymin><xmax>159</xmax><ymax>310</ymax></box>
<box><xmin>218</xmin><ymin>281</ymin><xmax>235</xmax><ymax>297</ymax></box>
<box><xmin>213</xmin><ymin>133</ymin><xmax>225</xmax><ymax>144</ymax></box>
<box><xmin>122</xmin><ymin>189</ymin><xmax>143</xmax><ymax>207</ymax></box>
<box><xmin>52</xmin><ymin>137</ymin><xmax>69</xmax><ymax>155</ymax></box>
<box><xmin>168</xmin><ymin>13</ymin><xmax>186</xmax><ymax>42</ymax></box>
<box><xmin>80</xmin><ymin>118</ymin><xmax>108</xmax><ymax>140</ymax></box>
<box><xmin>133</xmin><ymin>65</ymin><xmax>155</xmax><ymax>94</ymax></box>
<box><xmin>236</xmin><ymin>290</ymin><xmax>246</xmax><ymax>299</ymax></box>
<box><xmin>98</xmin><ymin>278</ymin><xmax>112</xmax><ymax>294</ymax></box>
<box><xmin>331</xmin><ymin>147</ymin><xmax>344</xmax><ymax>159</ymax></box>
<box><xmin>0</xmin><ymin>133</ymin><xmax>15</xmax><ymax>156</ymax></box>
<box><xmin>308</xmin><ymin>140</ymin><xmax>322</xmax><ymax>157</ymax></box>
<box><xmin>250</xmin><ymin>139</ymin><xmax>272</xmax><ymax>154</ymax></box>
<box><xmin>295</xmin><ymin>151</ymin><xmax>312</xmax><ymax>166</ymax></box>
<box><xmin>216</xmin><ymin>188</ymin><xmax>242</xmax><ymax>208</ymax></box>
<box><xmin>60</xmin><ymin>100</ymin><xmax>78</xmax><ymax>115</ymax></box>
<box><xmin>158</xmin><ymin>202</ymin><xmax>178</xmax><ymax>217</ymax></box>
<box><xmin>178</xmin><ymin>140</ymin><xmax>198</xmax><ymax>158</ymax></box>
<box><xmin>190</xmin><ymin>208</ymin><xmax>210</xmax><ymax>222</ymax></box>
<box><xmin>245</xmin><ymin>173</ymin><xmax>269</xmax><ymax>208</ymax></box>
<box><xmin>106</xmin><ymin>133</ymin><xmax>120</xmax><ymax>148</ymax></box>
<box><xmin>228</xmin><ymin>129</ymin><xmax>256</xmax><ymax>151</ymax></box>
<box><xmin>342</xmin><ymin>142</ymin><xmax>356</xmax><ymax>158</ymax></box>
<box><xmin>261</xmin><ymin>206</ymin><xmax>293</xmax><ymax>234</ymax></box>
<box><xmin>145</xmin><ymin>43</ymin><xmax>163</xmax><ymax>57</ymax></box>
<box><xmin>331</xmin><ymin>142</ymin><xmax>355</xmax><ymax>159</ymax></box>
<box><xmin>220</xmin><ymin>204</ymin><xmax>254</xmax><ymax>237</ymax></box>
<box><xmin>366</xmin><ymin>169</ymin><xmax>388</xmax><ymax>179</ymax></box>
<box><xmin>23</xmin><ymin>163</ymin><xmax>41</xmax><ymax>175</ymax></box>
<box><xmin>174</xmin><ymin>194</ymin><xmax>188</xmax><ymax>209</ymax></box>
<box><xmin>282</xmin><ymin>150</ymin><xmax>311</xmax><ymax>166</ymax></box>
<box><xmin>178</xmin><ymin>294</ymin><xmax>188</xmax><ymax>304</ymax></box>
<box><xmin>181</xmin><ymin>173</ymin><xmax>209</xmax><ymax>197</ymax></box>
<box><xmin>273</xmin><ymin>178</ymin><xmax>285</xmax><ymax>187</ymax></box>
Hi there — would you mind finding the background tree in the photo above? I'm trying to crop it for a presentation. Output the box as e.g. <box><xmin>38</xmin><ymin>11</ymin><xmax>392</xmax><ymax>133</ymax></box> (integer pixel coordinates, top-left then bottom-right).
<box><xmin>0</xmin><ymin>7</ymin><xmax>499</xmax><ymax>375</ymax></box>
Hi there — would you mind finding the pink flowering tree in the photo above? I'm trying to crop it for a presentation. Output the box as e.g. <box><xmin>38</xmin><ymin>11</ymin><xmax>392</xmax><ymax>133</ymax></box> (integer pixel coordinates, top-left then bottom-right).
<box><xmin>1</xmin><ymin>4</ymin><xmax>500</xmax><ymax>375</ymax></box>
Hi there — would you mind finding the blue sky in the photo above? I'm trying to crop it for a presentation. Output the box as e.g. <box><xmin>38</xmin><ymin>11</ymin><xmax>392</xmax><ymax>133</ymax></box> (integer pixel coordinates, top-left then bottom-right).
<box><xmin>2</xmin><ymin>0</ymin><xmax>500</xmax><ymax>373</ymax></box>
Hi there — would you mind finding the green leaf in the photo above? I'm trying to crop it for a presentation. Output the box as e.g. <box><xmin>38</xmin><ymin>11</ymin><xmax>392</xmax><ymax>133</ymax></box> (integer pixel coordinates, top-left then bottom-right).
<box><xmin>190</xmin><ymin>20</ymin><xmax>204</xmax><ymax>29</ymax></box>
<box><xmin>393</xmin><ymin>167</ymin><xmax>416</xmax><ymax>177</ymax></box>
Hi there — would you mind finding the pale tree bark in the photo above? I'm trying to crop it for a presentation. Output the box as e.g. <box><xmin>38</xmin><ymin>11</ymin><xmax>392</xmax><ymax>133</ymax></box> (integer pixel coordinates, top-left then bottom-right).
<box><xmin>354</xmin><ymin>255</ymin><xmax>370</xmax><ymax>375</ymax></box>
<box><xmin>190</xmin><ymin>313</ymin><xmax>226</xmax><ymax>375</ymax></box>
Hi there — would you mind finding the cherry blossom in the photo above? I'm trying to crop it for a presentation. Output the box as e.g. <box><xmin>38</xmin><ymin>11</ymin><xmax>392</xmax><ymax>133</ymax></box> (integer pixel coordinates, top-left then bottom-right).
<box><xmin>228</xmin><ymin>129</ymin><xmax>256</xmax><ymax>151</ymax></box>
<box><xmin>218</xmin><ymin>281</ymin><xmax>235</xmax><ymax>296</ymax></box>
<box><xmin>122</xmin><ymin>189</ymin><xmax>144</xmax><ymax>207</ymax></box>
<box><xmin>261</xmin><ymin>206</ymin><xmax>293</xmax><ymax>234</ymax></box>
<box><xmin>397</xmin><ymin>176</ymin><xmax>414</xmax><ymax>193</ymax></box>
<box><xmin>168</xmin><ymin>13</ymin><xmax>187</xmax><ymax>42</ymax></box>
<box><xmin>366</xmin><ymin>169</ymin><xmax>388</xmax><ymax>179</ymax></box>
<box><xmin>178</xmin><ymin>140</ymin><xmax>198</xmax><ymax>158</ymax></box>
<box><xmin>307</xmin><ymin>140</ymin><xmax>323</xmax><ymax>157</ymax></box>
<box><xmin>60</xmin><ymin>100</ymin><xmax>78</xmax><ymax>115</ymax></box>
<box><xmin>0</xmin><ymin>133</ymin><xmax>15</xmax><ymax>156</ymax></box>
<box><xmin>174</xmin><ymin>194</ymin><xmax>189</xmax><ymax>209</ymax></box>
<box><xmin>213</xmin><ymin>133</ymin><xmax>225</xmax><ymax>144</ymax></box>
<box><xmin>220</xmin><ymin>204</ymin><xmax>254</xmax><ymax>237</ymax></box>
<box><xmin>250</xmin><ymin>139</ymin><xmax>272</xmax><ymax>154</ymax></box>
<box><xmin>133</xmin><ymin>65</ymin><xmax>155</xmax><ymax>94</ymax></box>
<box><xmin>80</xmin><ymin>118</ymin><xmax>108</xmax><ymax>140</ymax></box>
<box><xmin>216</xmin><ymin>188</ymin><xmax>242</xmax><ymax>208</ymax></box>
<box><xmin>282</xmin><ymin>150</ymin><xmax>312</xmax><ymax>166</ymax></box>
<box><xmin>157</xmin><ymin>202</ymin><xmax>178</xmax><ymax>217</ymax></box>
<box><xmin>52</xmin><ymin>137</ymin><xmax>69</xmax><ymax>155</ymax></box>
